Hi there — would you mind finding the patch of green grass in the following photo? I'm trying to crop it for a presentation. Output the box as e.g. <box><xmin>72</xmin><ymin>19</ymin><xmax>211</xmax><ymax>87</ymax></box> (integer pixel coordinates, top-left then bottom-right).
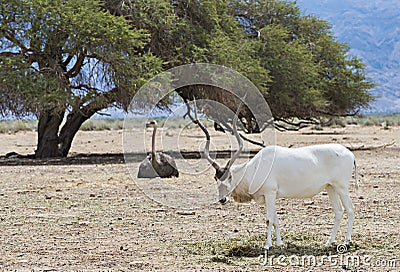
<box><xmin>184</xmin><ymin>234</ymin><xmax>264</xmax><ymax>258</ymax></box>
<box><xmin>184</xmin><ymin>232</ymin><xmax>332</xmax><ymax>259</ymax></box>
<box><xmin>327</xmin><ymin>117</ymin><xmax>347</xmax><ymax>128</ymax></box>
<box><xmin>210</xmin><ymin>255</ymin><xmax>233</xmax><ymax>264</ymax></box>
<box><xmin>312</xmin><ymin>124</ymin><xmax>324</xmax><ymax>131</ymax></box>
<box><xmin>350</xmin><ymin>114</ymin><xmax>400</xmax><ymax>127</ymax></box>
<box><xmin>182</xmin><ymin>231</ymin><xmax>380</xmax><ymax>265</ymax></box>
<box><xmin>320</xmin><ymin>113</ymin><xmax>400</xmax><ymax>128</ymax></box>
<box><xmin>80</xmin><ymin>118</ymin><xmax>124</xmax><ymax>131</ymax></box>
<box><xmin>0</xmin><ymin>119</ymin><xmax>37</xmax><ymax>133</ymax></box>
<box><xmin>0</xmin><ymin>117</ymin><xmax>213</xmax><ymax>134</ymax></box>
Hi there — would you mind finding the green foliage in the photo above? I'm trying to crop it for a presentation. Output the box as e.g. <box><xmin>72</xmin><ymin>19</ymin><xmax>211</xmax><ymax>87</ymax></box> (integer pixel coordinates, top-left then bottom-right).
<box><xmin>0</xmin><ymin>0</ymin><xmax>162</xmax><ymax>116</ymax></box>
<box><xmin>257</xmin><ymin>24</ymin><xmax>325</xmax><ymax>118</ymax></box>
<box><xmin>1</xmin><ymin>0</ymin><xmax>375</xmax><ymax>135</ymax></box>
<box><xmin>228</xmin><ymin>0</ymin><xmax>375</xmax><ymax>128</ymax></box>
<box><xmin>107</xmin><ymin>0</ymin><xmax>374</xmax><ymax>130</ymax></box>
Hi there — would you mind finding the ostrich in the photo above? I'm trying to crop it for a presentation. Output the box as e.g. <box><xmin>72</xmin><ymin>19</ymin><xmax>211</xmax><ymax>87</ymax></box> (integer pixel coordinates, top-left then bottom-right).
<box><xmin>137</xmin><ymin>121</ymin><xmax>179</xmax><ymax>178</ymax></box>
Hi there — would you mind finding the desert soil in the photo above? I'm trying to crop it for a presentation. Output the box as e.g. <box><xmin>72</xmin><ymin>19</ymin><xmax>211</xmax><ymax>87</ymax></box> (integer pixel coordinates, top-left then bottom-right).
<box><xmin>0</xmin><ymin>126</ymin><xmax>399</xmax><ymax>271</ymax></box>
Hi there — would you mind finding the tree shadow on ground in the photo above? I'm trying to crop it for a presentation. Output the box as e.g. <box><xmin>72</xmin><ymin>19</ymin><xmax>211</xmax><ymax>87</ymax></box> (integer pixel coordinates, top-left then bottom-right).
<box><xmin>0</xmin><ymin>150</ymin><xmax>257</xmax><ymax>166</ymax></box>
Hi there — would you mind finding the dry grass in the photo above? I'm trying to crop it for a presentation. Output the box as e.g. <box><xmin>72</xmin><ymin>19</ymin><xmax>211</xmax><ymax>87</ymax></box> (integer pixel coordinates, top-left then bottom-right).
<box><xmin>0</xmin><ymin>126</ymin><xmax>399</xmax><ymax>271</ymax></box>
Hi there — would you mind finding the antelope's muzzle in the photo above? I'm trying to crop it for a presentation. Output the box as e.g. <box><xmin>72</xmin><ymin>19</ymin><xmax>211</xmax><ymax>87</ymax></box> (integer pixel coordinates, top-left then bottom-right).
<box><xmin>219</xmin><ymin>197</ymin><xmax>229</xmax><ymax>205</ymax></box>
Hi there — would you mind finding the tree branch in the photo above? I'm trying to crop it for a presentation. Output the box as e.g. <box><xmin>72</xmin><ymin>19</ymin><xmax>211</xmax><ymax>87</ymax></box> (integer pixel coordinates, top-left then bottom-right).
<box><xmin>0</xmin><ymin>51</ymin><xmax>22</xmax><ymax>58</ymax></box>
<box><xmin>70</xmin><ymin>84</ymin><xmax>99</xmax><ymax>91</ymax></box>
<box><xmin>274</xmin><ymin>122</ymin><xmax>289</xmax><ymax>132</ymax></box>
<box><xmin>62</xmin><ymin>54</ymin><xmax>74</xmax><ymax>68</ymax></box>
<box><xmin>79</xmin><ymin>87</ymin><xmax>121</xmax><ymax>118</ymax></box>
<box><xmin>274</xmin><ymin>117</ymin><xmax>319</xmax><ymax>130</ymax></box>
<box><xmin>316</xmin><ymin>109</ymin><xmax>359</xmax><ymax>117</ymax></box>
<box><xmin>1</xmin><ymin>29</ymin><xmax>32</xmax><ymax>54</ymax></box>
<box><xmin>183</xmin><ymin>99</ymin><xmax>267</xmax><ymax>148</ymax></box>
<box><xmin>65</xmin><ymin>51</ymin><xmax>86</xmax><ymax>78</ymax></box>
<box><xmin>346</xmin><ymin>141</ymin><xmax>395</xmax><ymax>151</ymax></box>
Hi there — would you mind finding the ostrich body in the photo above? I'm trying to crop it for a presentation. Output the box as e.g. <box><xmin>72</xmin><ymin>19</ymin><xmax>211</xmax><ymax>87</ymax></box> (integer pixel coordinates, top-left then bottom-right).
<box><xmin>137</xmin><ymin>121</ymin><xmax>179</xmax><ymax>178</ymax></box>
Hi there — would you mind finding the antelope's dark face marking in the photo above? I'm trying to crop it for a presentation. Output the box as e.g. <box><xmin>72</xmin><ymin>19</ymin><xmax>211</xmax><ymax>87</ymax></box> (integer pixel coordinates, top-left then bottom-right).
<box><xmin>215</xmin><ymin>167</ymin><xmax>232</xmax><ymax>205</ymax></box>
<box><xmin>214</xmin><ymin>167</ymin><xmax>229</xmax><ymax>181</ymax></box>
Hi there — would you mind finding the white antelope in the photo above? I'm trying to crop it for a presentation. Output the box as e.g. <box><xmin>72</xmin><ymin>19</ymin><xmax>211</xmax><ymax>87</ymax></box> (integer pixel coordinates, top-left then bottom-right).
<box><xmin>192</xmin><ymin>105</ymin><xmax>358</xmax><ymax>252</ymax></box>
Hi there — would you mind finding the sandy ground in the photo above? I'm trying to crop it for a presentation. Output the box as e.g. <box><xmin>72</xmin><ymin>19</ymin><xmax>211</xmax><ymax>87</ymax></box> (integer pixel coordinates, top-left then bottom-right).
<box><xmin>0</xmin><ymin>126</ymin><xmax>399</xmax><ymax>271</ymax></box>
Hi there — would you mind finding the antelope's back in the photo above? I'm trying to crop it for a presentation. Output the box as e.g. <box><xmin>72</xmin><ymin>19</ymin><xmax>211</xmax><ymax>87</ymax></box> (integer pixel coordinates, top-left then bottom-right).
<box><xmin>247</xmin><ymin>144</ymin><xmax>355</xmax><ymax>197</ymax></box>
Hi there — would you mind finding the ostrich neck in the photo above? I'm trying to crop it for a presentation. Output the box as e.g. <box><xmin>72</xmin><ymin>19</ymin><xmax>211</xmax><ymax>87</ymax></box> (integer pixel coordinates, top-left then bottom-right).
<box><xmin>151</xmin><ymin>126</ymin><xmax>157</xmax><ymax>165</ymax></box>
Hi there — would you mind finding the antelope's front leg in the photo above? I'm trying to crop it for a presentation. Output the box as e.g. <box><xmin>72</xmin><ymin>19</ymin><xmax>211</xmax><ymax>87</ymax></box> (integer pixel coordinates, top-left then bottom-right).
<box><xmin>274</xmin><ymin>212</ymin><xmax>283</xmax><ymax>246</ymax></box>
<box><xmin>264</xmin><ymin>192</ymin><xmax>278</xmax><ymax>250</ymax></box>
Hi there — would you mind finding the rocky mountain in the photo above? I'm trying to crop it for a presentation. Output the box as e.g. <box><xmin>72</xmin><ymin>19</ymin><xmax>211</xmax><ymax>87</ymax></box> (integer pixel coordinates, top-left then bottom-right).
<box><xmin>296</xmin><ymin>0</ymin><xmax>400</xmax><ymax>113</ymax></box>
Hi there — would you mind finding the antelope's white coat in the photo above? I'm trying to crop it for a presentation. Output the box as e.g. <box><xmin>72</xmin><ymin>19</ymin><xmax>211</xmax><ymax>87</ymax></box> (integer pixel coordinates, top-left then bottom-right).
<box><xmin>220</xmin><ymin>143</ymin><xmax>358</xmax><ymax>249</ymax></box>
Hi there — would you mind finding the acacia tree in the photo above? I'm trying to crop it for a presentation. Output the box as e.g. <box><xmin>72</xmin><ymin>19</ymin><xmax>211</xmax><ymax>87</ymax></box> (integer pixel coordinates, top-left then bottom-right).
<box><xmin>109</xmin><ymin>0</ymin><xmax>374</xmax><ymax>132</ymax></box>
<box><xmin>0</xmin><ymin>0</ymin><xmax>161</xmax><ymax>157</ymax></box>
<box><xmin>1</xmin><ymin>0</ymin><xmax>375</xmax><ymax>158</ymax></box>
<box><xmin>106</xmin><ymin>0</ymin><xmax>272</xmax><ymax>132</ymax></box>
<box><xmin>229</xmin><ymin>0</ymin><xmax>375</xmax><ymax>129</ymax></box>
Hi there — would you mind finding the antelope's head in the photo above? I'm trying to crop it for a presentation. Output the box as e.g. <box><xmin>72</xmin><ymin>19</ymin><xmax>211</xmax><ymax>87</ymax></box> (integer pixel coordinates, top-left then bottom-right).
<box><xmin>188</xmin><ymin>99</ymin><xmax>244</xmax><ymax>205</ymax></box>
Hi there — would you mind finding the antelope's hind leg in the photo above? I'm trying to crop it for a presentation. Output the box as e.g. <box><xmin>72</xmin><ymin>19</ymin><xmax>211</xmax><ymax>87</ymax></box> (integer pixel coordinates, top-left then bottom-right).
<box><xmin>325</xmin><ymin>185</ymin><xmax>344</xmax><ymax>247</ymax></box>
<box><xmin>337</xmin><ymin>188</ymin><xmax>355</xmax><ymax>245</ymax></box>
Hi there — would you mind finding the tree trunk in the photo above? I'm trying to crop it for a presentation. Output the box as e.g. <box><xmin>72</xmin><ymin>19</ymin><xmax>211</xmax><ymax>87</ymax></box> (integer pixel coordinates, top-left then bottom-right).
<box><xmin>35</xmin><ymin>109</ymin><xmax>65</xmax><ymax>158</ymax></box>
<box><xmin>58</xmin><ymin>110</ymin><xmax>90</xmax><ymax>157</ymax></box>
<box><xmin>35</xmin><ymin>89</ymin><xmax>120</xmax><ymax>158</ymax></box>
<box><xmin>58</xmin><ymin>89</ymin><xmax>121</xmax><ymax>156</ymax></box>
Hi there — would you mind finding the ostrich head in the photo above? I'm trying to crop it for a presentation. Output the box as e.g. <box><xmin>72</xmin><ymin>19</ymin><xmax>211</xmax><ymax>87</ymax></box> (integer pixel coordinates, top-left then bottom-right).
<box><xmin>146</xmin><ymin>120</ymin><xmax>158</xmax><ymax>128</ymax></box>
